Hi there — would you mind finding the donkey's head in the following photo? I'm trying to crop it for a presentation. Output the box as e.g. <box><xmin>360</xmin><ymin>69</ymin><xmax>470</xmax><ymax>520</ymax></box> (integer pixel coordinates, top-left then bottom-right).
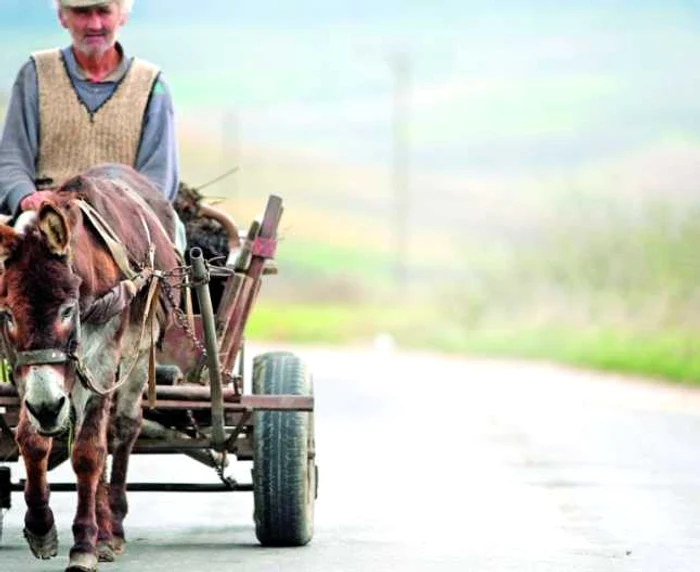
<box><xmin>0</xmin><ymin>202</ymin><xmax>81</xmax><ymax>436</ymax></box>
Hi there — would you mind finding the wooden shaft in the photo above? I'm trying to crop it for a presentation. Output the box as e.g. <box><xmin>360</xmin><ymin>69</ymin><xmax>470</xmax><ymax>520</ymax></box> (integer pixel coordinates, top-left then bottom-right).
<box><xmin>190</xmin><ymin>247</ymin><xmax>226</xmax><ymax>452</ymax></box>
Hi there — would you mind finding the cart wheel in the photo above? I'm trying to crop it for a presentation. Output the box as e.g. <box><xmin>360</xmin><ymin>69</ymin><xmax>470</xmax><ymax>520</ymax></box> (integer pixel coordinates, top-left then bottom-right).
<box><xmin>252</xmin><ymin>351</ymin><xmax>316</xmax><ymax>547</ymax></box>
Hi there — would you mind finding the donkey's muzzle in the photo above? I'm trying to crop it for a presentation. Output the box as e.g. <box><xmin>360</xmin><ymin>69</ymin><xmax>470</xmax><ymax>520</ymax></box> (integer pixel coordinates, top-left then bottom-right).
<box><xmin>25</xmin><ymin>396</ymin><xmax>67</xmax><ymax>433</ymax></box>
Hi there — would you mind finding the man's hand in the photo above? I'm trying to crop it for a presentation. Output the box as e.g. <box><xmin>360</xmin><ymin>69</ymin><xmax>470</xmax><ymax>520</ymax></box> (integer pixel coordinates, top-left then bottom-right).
<box><xmin>20</xmin><ymin>191</ymin><xmax>53</xmax><ymax>211</ymax></box>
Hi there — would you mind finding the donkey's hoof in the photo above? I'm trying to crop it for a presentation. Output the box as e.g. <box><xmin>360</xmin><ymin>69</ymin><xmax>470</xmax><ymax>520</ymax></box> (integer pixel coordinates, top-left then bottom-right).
<box><xmin>97</xmin><ymin>540</ymin><xmax>116</xmax><ymax>562</ymax></box>
<box><xmin>111</xmin><ymin>536</ymin><xmax>126</xmax><ymax>555</ymax></box>
<box><xmin>23</xmin><ymin>524</ymin><xmax>58</xmax><ymax>559</ymax></box>
<box><xmin>66</xmin><ymin>551</ymin><xmax>98</xmax><ymax>572</ymax></box>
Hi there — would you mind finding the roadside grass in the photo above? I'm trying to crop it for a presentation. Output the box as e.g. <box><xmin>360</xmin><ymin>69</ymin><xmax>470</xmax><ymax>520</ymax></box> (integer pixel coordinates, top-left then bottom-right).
<box><xmin>246</xmin><ymin>302</ymin><xmax>435</xmax><ymax>344</ymax></box>
<box><xmin>275</xmin><ymin>238</ymin><xmax>392</xmax><ymax>278</ymax></box>
<box><xmin>420</xmin><ymin>325</ymin><xmax>700</xmax><ymax>384</ymax></box>
<box><xmin>246</xmin><ymin>301</ymin><xmax>700</xmax><ymax>385</ymax></box>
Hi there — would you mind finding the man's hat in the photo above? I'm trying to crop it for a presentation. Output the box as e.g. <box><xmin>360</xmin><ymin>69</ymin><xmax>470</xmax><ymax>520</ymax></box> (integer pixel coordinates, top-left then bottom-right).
<box><xmin>60</xmin><ymin>0</ymin><xmax>123</xmax><ymax>7</ymax></box>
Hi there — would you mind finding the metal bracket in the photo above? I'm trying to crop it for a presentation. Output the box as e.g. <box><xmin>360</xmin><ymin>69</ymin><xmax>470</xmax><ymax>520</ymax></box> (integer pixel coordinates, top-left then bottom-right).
<box><xmin>251</xmin><ymin>237</ymin><xmax>277</xmax><ymax>258</ymax></box>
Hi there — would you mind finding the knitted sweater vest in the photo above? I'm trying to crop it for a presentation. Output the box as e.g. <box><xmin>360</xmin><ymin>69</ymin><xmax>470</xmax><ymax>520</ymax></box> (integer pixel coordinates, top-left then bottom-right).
<box><xmin>33</xmin><ymin>48</ymin><xmax>159</xmax><ymax>188</ymax></box>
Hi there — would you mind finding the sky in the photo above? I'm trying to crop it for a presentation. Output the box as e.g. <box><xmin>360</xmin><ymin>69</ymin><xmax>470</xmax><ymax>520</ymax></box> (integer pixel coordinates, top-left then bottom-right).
<box><xmin>1</xmin><ymin>1</ymin><xmax>700</xmax><ymax>192</ymax></box>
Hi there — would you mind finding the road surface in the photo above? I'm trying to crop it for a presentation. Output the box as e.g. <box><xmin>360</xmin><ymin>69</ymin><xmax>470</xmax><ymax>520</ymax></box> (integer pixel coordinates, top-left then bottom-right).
<box><xmin>2</xmin><ymin>343</ymin><xmax>700</xmax><ymax>571</ymax></box>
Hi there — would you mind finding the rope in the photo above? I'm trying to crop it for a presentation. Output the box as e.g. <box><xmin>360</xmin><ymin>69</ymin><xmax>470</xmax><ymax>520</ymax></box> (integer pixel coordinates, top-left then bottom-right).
<box><xmin>72</xmin><ymin>268</ymin><xmax>162</xmax><ymax>399</ymax></box>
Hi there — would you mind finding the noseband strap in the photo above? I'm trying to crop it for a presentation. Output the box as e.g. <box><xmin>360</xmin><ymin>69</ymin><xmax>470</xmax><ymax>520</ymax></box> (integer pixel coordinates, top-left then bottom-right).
<box><xmin>13</xmin><ymin>349</ymin><xmax>71</xmax><ymax>368</ymax></box>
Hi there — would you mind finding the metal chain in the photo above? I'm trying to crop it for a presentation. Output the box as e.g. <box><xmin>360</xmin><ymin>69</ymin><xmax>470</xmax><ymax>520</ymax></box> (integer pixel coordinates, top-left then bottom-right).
<box><xmin>221</xmin><ymin>366</ymin><xmax>240</xmax><ymax>392</ymax></box>
<box><xmin>160</xmin><ymin>274</ymin><xmax>207</xmax><ymax>358</ymax></box>
<box><xmin>160</xmin><ymin>268</ymin><xmax>242</xmax><ymax>391</ymax></box>
<box><xmin>212</xmin><ymin>452</ymin><xmax>231</xmax><ymax>486</ymax></box>
<box><xmin>186</xmin><ymin>409</ymin><xmax>233</xmax><ymax>487</ymax></box>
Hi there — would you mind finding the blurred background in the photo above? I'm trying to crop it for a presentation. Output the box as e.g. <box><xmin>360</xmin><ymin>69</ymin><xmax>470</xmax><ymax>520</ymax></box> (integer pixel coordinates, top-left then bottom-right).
<box><xmin>3</xmin><ymin>1</ymin><xmax>700</xmax><ymax>381</ymax></box>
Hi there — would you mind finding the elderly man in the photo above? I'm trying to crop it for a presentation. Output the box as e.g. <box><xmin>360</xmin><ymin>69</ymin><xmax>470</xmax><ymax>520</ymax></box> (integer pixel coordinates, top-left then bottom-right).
<box><xmin>0</xmin><ymin>0</ymin><xmax>181</xmax><ymax>567</ymax></box>
<box><xmin>0</xmin><ymin>0</ymin><xmax>178</xmax><ymax>219</ymax></box>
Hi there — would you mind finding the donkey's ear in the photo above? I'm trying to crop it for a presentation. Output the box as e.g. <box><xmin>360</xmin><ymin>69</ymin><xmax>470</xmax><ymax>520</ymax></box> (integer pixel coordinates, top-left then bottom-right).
<box><xmin>38</xmin><ymin>202</ymin><xmax>71</xmax><ymax>256</ymax></box>
<box><xmin>0</xmin><ymin>224</ymin><xmax>20</xmax><ymax>264</ymax></box>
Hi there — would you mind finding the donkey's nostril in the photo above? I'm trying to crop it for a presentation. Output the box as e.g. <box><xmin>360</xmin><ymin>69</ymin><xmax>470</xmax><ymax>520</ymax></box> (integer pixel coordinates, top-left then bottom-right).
<box><xmin>24</xmin><ymin>400</ymin><xmax>40</xmax><ymax>421</ymax></box>
<box><xmin>25</xmin><ymin>397</ymin><xmax>65</xmax><ymax>428</ymax></box>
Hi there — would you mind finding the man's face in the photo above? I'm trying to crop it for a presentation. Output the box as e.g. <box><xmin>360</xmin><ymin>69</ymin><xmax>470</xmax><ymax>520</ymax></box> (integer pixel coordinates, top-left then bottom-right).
<box><xmin>58</xmin><ymin>2</ymin><xmax>127</xmax><ymax>58</ymax></box>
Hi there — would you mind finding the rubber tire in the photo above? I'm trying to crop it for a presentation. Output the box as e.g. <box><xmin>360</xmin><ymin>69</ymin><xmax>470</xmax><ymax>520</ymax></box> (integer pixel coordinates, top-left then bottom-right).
<box><xmin>252</xmin><ymin>352</ymin><xmax>315</xmax><ymax>547</ymax></box>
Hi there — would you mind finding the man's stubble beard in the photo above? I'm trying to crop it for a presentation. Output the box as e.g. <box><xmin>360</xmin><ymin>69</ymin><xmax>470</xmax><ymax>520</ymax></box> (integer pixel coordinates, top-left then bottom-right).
<box><xmin>75</xmin><ymin>35</ymin><xmax>116</xmax><ymax>58</ymax></box>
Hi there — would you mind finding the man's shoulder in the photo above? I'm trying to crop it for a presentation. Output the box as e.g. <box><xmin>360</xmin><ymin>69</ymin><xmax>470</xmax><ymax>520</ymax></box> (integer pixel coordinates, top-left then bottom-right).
<box><xmin>127</xmin><ymin>58</ymin><xmax>172</xmax><ymax>100</ymax></box>
<box><xmin>28</xmin><ymin>48</ymin><xmax>64</xmax><ymax>73</ymax></box>
<box><xmin>24</xmin><ymin>48</ymin><xmax>64</xmax><ymax>79</ymax></box>
<box><xmin>150</xmin><ymin>79</ymin><xmax>168</xmax><ymax>96</ymax></box>
<box><xmin>12</xmin><ymin>56</ymin><xmax>40</xmax><ymax>89</ymax></box>
<box><xmin>131</xmin><ymin>56</ymin><xmax>160</xmax><ymax>76</ymax></box>
<box><xmin>126</xmin><ymin>57</ymin><xmax>164</xmax><ymax>92</ymax></box>
<box><xmin>29</xmin><ymin>48</ymin><xmax>62</xmax><ymax>61</ymax></box>
<box><xmin>15</xmin><ymin>48</ymin><xmax>59</xmax><ymax>76</ymax></box>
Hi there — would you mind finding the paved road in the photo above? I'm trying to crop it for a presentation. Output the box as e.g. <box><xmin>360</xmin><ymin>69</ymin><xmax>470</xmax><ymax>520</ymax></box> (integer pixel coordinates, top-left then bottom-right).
<box><xmin>3</xmin><ymin>343</ymin><xmax>700</xmax><ymax>571</ymax></box>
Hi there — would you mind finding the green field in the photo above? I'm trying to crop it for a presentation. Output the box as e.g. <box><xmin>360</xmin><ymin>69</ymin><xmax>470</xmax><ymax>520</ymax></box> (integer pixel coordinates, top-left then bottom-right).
<box><xmin>242</xmin><ymin>195</ymin><xmax>700</xmax><ymax>387</ymax></box>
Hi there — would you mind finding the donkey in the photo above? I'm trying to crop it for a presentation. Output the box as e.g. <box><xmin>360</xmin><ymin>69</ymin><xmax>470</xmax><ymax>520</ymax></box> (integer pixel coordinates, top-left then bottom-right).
<box><xmin>0</xmin><ymin>164</ymin><xmax>181</xmax><ymax>572</ymax></box>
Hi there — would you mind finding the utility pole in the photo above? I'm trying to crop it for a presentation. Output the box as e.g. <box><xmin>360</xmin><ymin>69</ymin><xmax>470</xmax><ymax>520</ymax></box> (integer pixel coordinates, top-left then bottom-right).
<box><xmin>221</xmin><ymin>109</ymin><xmax>239</xmax><ymax>198</ymax></box>
<box><xmin>391</xmin><ymin>53</ymin><xmax>411</xmax><ymax>291</ymax></box>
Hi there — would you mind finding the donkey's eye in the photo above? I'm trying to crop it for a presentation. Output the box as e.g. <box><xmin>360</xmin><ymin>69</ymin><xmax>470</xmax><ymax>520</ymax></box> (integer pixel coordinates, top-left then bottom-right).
<box><xmin>59</xmin><ymin>304</ymin><xmax>76</xmax><ymax>323</ymax></box>
<box><xmin>0</xmin><ymin>309</ymin><xmax>15</xmax><ymax>334</ymax></box>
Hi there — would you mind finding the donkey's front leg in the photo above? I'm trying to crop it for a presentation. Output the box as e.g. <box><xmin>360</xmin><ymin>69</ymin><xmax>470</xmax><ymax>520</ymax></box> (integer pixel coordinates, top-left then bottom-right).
<box><xmin>95</xmin><ymin>463</ymin><xmax>115</xmax><ymax>562</ymax></box>
<box><xmin>109</xmin><ymin>409</ymin><xmax>142</xmax><ymax>556</ymax></box>
<box><xmin>16</xmin><ymin>408</ymin><xmax>58</xmax><ymax>559</ymax></box>
<box><xmin>68</xmin><ymin>396</ymin><xmax>110</xmax><ymax>572</ymax></box>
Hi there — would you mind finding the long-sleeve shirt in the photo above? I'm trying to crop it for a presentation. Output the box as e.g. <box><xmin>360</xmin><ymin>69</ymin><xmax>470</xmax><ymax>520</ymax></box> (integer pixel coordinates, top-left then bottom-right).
<box><xmin>0</xmin><ymin>43</ymin><xmax>179</xmax><ymax>215</ymax></box>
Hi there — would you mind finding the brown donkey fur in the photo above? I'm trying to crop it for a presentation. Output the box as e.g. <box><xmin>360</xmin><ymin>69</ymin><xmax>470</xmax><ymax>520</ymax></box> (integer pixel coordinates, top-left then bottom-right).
<box><xmin>0</xmin><ymin>164</ymin><xmax>180</xmax><ymax>571</ymax></box>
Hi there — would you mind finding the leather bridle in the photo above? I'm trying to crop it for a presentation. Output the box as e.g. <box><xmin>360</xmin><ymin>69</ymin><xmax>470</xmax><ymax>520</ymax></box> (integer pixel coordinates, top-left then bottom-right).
<box><xmin>0</xmin><ymin>300</ymin><xmax>82</xmax><ymax>393</ymax></box>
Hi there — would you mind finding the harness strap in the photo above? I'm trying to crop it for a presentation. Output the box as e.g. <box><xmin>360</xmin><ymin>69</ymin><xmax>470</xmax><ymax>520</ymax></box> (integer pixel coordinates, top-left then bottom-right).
<box><xmin>145</xmin><ymin>275</ymin><xmax>160</xmax><ymax>407</ymax></box>
<box><xmin>77</xmin><ymin>200</ymin><xmax>137</xmax><ymax>280</ymax></box>
<box><xmin>73</xmin><ymin>269</ymin><xmax>162</xmax><ymax>399</ymax></box>
<box><xmin>112</xmin><ymin>265</ymin><xmax>160</xmax><ymax>406</ymax></box>
<box><xmin>14</xmin><ymin>349</ymin><xmax>69</xmax><ymax>368</ymax></box>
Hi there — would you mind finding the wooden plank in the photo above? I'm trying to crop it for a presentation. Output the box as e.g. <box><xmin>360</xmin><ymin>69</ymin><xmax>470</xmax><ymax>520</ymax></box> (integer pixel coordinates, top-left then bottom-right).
<box><xmin>145</xmin><ymin>395</ymin><xmax>312</xmax><ymax>412</ymax></box>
